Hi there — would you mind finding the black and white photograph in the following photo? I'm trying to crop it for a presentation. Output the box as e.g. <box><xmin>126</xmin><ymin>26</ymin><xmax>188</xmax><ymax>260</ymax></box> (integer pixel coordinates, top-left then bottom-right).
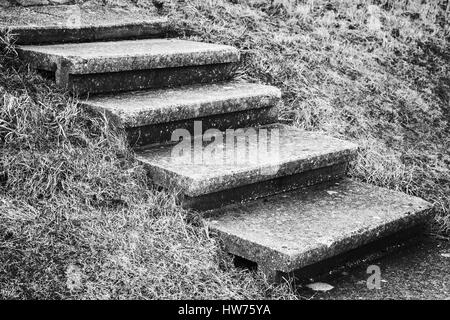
<box><xmin>0</xmin><ymin>0</ymin><xmax>448</xmax><ymax>305</ymax></box>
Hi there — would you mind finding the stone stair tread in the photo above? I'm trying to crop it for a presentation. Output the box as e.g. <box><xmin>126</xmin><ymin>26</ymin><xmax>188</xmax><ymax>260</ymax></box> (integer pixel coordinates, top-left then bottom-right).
<box><xmin>135</xmin><ymin>123</ymin><xmax>358</xmax><ymax>197</ymax></box>
<box><xmin>17</xmin><ymin>39</ymin><xmax>240</xmax><ymax>74</ymax></box>
<box><xmin>0</xmin><ymin>5</ymin><xmax>169</xmax><ymax>44</ymax></box>
<box><xmin>83</xmin><ymin>81</ymin><xmax>281</xmax><ymax>128</ymax></box>
<box><xmin>205</xmin><ymin>178</ymin><xmax>433</xmax><ymax>273</ymax></box>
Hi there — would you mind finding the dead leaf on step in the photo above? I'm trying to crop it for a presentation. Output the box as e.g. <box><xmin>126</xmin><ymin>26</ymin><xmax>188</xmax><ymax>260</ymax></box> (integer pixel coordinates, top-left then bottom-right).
<box><xmin>305</xmin><ymin>282</ymin><xmax>334</xmax><ymax>292</ymax></box>
<box><xmin>441</xmin><ymin>253</ymin><xmax>450</xmax><ymax>258</ymax></box>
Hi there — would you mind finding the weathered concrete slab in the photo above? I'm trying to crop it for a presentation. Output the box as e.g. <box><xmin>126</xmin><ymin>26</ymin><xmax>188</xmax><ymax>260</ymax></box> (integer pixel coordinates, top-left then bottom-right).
<box><xmin>18</xmin><ymin>39</ymin><xmax>240</xmax><ymax>74</ymax></box>
<box><xmin>206</xmin><ymin>179</ymin><xmax>433</xmax><ymax>273</ymax></box>
<box><xmin>17</xmin><ymin>39</ymin><xmax>240</xmax><ymax>94</ymax></box>
<box><xmin>0</xmin><ymin>5</ymin><xmax>168</xmax><ymax>44</ymax></box>
<box><xmin>82</xmin><ymin>81</ymin><xmax>280</xmax><ymax>146</ymax></box>
<box><xmin>84</xmin><ymin>82</ymin><xmax>281</xmax><ymax>127</ymax></box>
<box><xmin>136</xmin><ymin>124</ymin><xmax>358</xmax><ymax>197</ymax></box>
<box><xmin>183</xmin><ymin>162</ymin><xmax>349</xmax><ymax>211</ymax></box>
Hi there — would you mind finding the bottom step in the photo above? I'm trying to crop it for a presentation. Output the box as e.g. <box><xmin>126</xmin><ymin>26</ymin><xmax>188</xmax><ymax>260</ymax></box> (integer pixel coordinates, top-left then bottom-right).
<box><xmin>206</xmin><ymin>179</ymin><xmax>432</xmax><ymax>279</ymax></box>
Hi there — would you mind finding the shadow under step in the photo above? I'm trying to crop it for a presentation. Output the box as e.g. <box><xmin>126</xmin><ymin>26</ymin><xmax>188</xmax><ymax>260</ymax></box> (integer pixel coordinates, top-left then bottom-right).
<box><xmin>17</xmin><ymin>39</ymin><xmax>240</xmax><ymax>95</ymax></box>
<box><xmin>135</xmin><ymin>123</ymin><xmax>359</xmax><ymax>210</ymax></box>
<box><xmin>83</xmin><ymin>81</ymin><xmax>281</xmax><ymax>147</ymax></box>
<box><xmin>205</xmin><ymin>178</ymin><xmax>433</xmax><ymax>283</ymax></box>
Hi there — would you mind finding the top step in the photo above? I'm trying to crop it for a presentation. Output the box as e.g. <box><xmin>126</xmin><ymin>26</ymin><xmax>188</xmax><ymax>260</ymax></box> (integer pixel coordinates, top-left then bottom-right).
<box><xmin>17</xmin><ymin>39</ymin><xmax>240</xmax><ymax>95</ymax></box>
<box><xmin>0</xmin><ymin>5</ymin><xmax>169</xmax><ymax>44</ymax></box>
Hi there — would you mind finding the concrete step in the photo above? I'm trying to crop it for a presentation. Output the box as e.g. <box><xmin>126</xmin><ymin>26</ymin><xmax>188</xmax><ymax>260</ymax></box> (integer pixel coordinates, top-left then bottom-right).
<box><xmin>135</xmin><ymin>124</ymin><xmax>358</xmax><ymax>210</ymax></box>
<box><xmin>205</xmin><ymin>178</ymin><xmax>433</xmax><ymax>282</ymax></box>
<box><xmin>0</xmin><ymin>5</ymin><xmax>169</xmax><ymax>44</ymax></box>
<box><xmin>17</xmin><ymin>39</ymin><xmax>240</xmax><ymax>95</ymax></box>
<box><xmin>83</xmin><ymin>81</ymin><xmax>281</xmax><ymax>146</ymax></box>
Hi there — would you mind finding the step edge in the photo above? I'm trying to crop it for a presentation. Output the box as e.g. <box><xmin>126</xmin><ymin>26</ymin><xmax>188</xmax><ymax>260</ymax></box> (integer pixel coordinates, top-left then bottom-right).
<box><xmin>82</xmin><ymin>84</ymin><xmax>282</xmax><ymax>128</ymax></box>
<box><xmin>3</xmin><ymin>19</ymin><xmax>169</xmax><ymax>31</ymax></box>
<box><xmin>2</xmin><ymin>19</ymin><xmax>171</xmax><ymax>45</ymax></box>
<box><xmin>138</xmin><ymin>145</ymin><xmax>358</xmax><ymax>197</ymax></box>
<box><xmin>68</xmin><ymin>49</ymin><xmax>241</xmax><ymax>74</ymax></box>
<box><xmin>17</xmin><ymin>41</ymin><xmax>241</xmax><ymax>74</ymax></box>
<box><xmin>184</xmin><ymin>148</ymin><xmax>358</xmax><ymax>196</ymax></box>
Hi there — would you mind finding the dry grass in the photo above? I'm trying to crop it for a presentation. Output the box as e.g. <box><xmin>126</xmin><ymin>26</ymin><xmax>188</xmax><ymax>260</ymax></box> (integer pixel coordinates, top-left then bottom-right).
<box><xmin>0</xmin><ymin>0</ymin><xmax>449</xmax><ymax>299</ymax></box>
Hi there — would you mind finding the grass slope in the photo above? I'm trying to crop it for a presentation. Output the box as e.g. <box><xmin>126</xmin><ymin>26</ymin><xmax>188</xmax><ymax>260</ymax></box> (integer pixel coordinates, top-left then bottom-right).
<box><xmin>0</xmin><ymin>0</ymin><xmax>449</xmax><ymax>299</ymax></box>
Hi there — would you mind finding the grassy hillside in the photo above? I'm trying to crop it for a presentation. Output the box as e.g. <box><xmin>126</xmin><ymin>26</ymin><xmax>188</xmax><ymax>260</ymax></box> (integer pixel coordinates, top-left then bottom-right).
<box><xmin>167</xmin><ymin>0</ymin><xmax>449</xmax><ymax>233</ymax></box>
<box><xmin>0</xmin><ymin>0</ymin><xmax>448</xmax><ymax>299</ymax></box>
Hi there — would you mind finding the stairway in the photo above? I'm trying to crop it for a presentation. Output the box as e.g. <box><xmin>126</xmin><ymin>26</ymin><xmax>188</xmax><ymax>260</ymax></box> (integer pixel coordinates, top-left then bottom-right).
<box><xmin>13</xmin><ymin>14</ymin><xmax>433</xmax><ymax>282</ymax></box>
